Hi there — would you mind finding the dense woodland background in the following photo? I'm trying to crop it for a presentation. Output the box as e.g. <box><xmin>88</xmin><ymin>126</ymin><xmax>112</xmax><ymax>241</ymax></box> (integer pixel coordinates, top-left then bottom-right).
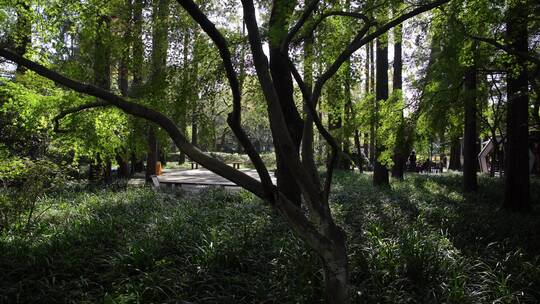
<box><xmin>0</xmin><ymin>0</ymin><xmax>539</xmax><ymax>303</ymax></box>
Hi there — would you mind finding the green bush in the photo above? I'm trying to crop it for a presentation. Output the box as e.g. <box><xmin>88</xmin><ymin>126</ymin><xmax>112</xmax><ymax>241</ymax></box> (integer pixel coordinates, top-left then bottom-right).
<box><xmin>0</xmin><ymin>158</ymin><xmax>75</xmax><ymax>233</ymax></box>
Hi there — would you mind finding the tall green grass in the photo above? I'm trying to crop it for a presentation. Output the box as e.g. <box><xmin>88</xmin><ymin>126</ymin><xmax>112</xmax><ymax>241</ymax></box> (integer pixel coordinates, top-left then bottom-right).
<box><xmin>1</xmin><ymin>173</ymin><xmax>539</xmax><ymax>303</ymax></box>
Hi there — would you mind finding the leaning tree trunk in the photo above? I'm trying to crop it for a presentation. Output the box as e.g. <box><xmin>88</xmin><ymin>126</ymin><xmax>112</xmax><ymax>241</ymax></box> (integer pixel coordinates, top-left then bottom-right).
<box><xmin>463</xmin><ymin>62</ymin><xmax>478</xmax><ymax>192</ymax></box>
<box><xmin>373</xmin><ymin>36</ymin><xmax>390</xmax><ymax>187</ymax></box>
<box><xmin>504</xmin><ymin>1</ymin><xmax>530</xmax><ymax>210</ymax></box>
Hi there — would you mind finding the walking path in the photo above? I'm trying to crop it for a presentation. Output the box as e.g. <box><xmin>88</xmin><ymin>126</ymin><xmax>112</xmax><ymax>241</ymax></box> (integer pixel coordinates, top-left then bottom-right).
<box><xmin>156</xmin><ymin>168</ymin><xmax>276</xmax><ymax>187</ymax></box>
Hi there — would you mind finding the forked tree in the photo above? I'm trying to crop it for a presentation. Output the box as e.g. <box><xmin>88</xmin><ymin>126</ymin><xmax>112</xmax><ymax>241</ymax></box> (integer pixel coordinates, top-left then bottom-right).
<box><xmin>0</xmin><ymin>0</ymin><xmax>449</xmax><ymax>302</ymax></box>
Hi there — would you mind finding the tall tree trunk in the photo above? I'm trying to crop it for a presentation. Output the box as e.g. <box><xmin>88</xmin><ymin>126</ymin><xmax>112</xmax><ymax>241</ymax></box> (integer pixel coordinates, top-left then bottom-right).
<box><xmin>369</xmin><ymin>41</ymin><xmax>376</xmax><ymax>166</ymax></box>
<box><xmin>373</xmin><ymin>36</ymin><xmax>390</xmax><ymax>187</ymax></box>
<box><xmin>504</xmin><ymin>1</ymin><xmax>530</xmax><ymax>210</ymax></box>
<box><xmin>93</xmin><ymin>14</ymin><xmax>112</xmax><ymax>181</ymax></box>
<box><xmin>128</xmin><ymin>0</ymin><xmax>144</xmax><ymax>172</ymax></box>
<box><xmin>177</xmin><ymin>30</ymin><xmax>191</xmax><ymax>164</ymax></box>
<box><xmin>118</xmin><ymin>0</ymin><xmax>130</xmax><ymax>97</ymax></box>
<box><xmin>146</xmin><ymin>127</ymin><xmax>158</xmax><ymax>179</ymax></box>
<box><xmin>302</xmin><ymin>20</ymin><xmax>319</xmax><ymax>183</ymax></box>
<box><xmin>449</xmin><ymin>136</ymin><xmax>462</xmax><ymax>170</ymax></box>
<box><xmin>145</xmin><ymin>0</ymin><xmax>169</xmax><ymax>177</ymax></box>
<box><xmin>191</xmin><ymin>114</ymin><xmax>198</xmax><ymax>147</ymax></box>
<box><xmin>116</xmin><ymin>1</ymin><xmax>132</xmax><ymax>178</ymax></box>
<box><xmin>268</xmin><ymin>1</ymin><xmax>304</xmax><ymax>206</ymax></box>
<box><xmin>342</xmin><ymin>61</ymin><xmax>355</xmax><ymax>170</ymax></box>
<box><xmin>132</xmin><ymin>0</ymin><xmax>144</xmax><ymax>89</ymax></box>
<box><xmin>391</xmin><ymin>24</ymin><xmax>406</xmax><ymax>180</ymax></box>
<box><xmin>463</xmin><ymin>62</ymin><xmax>478</xmax><ymax>192</ymax></box>
<box><xmin>353</xmin><ymin>130</ymin><xmax>364</xmax><ymax>172</ymax></box>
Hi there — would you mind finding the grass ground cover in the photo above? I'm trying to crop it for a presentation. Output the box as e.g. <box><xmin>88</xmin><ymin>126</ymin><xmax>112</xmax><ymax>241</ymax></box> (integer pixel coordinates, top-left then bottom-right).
<box><xmin>0</xmin><ymin>173</ymin><xmax>539</xmax><ymax>303</ymax></box>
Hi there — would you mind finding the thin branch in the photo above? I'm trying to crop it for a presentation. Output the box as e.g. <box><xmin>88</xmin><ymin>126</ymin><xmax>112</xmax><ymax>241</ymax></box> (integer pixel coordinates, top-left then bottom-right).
<box><xmin>312</xmin><ymin>0</ymin><xmax>450</xmax><ymax>106</ymax></box>
<box><xmin>291</xmin><ymin>10</ymin><xmax>372</xmax><ymax>46</ymax></box>
<box><xmin>469</xmin><ymin>35</ymin><xmax>540</xmax><ymax>66</ymax></box>
<box><xmin>281</xmin><ymin>0</ymin><xmax>320</xmax><ymax>52</ymax></box>
<box><xmin>440</xmin><ymin>7</ymin><xmax>540</xmax><ymax>66</ymax></box>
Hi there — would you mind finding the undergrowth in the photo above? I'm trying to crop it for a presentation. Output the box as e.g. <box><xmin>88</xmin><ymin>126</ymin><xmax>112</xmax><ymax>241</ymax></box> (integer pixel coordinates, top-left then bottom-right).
<box><xmin>0</xmin><ymin>173</ymin><xmax>539</xmax><ymax>303</ymax></box>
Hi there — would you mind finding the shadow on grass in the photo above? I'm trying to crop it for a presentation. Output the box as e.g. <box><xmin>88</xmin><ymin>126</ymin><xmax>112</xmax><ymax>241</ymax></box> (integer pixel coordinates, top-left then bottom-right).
<box><xmin>0</xmin><ymin>186</ymin><xmax>324</xmax><ymax>304</ymax></box>
<box><xmin>331</xmin><ymin>171</ymin><xmax>540</xmax><ymax>303</ymax></box>
<box><xmin>2</xmin><ymin>173</ymin><xmax>539</xmax><ymax>303</ymax></box>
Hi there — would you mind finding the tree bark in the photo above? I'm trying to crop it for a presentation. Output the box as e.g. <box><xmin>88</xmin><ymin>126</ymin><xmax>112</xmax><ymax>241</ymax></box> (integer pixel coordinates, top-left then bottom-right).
<box><xmin>302</xmin><ymin>20</ymin><xmax>320</xmax><ymax>184</ymax></box>
<box><xmin>449</xmin><ymin>136</ymin><xmax>462</xmax><ymax>170</ymax></box>
<box><xmin>268</xmin><ymin>0</ymin><xmax>304</xmax><ymax>206</ymax></box>
<box><xmin>116</xmin><ymin>2</ymin><xmax>132</xmax><ymax>178</ymax></box>
<box><xmin>191</xmin><ymin>114</ymin><xmax>198</xmax><ymax>147</ymax></box>
<box><xmin>373</xmin><ymin>36</ymin><xmax>390</xmax><ymax>187</ymax></box>
<box><xmin>132</xmin><ymin>0</ymin><xmax>144</xmax><ymax>89</ymax></box>
<box><xmin>146</xmin><ymin>127</ymin><xmax>158</xmax><ymax>179</ymax></box>
<box><xmin>118</xmin><ymin>0</ymin><xmax>130</xmax><ymax>97</ymax></box>
<box><xmin>504</xmin><ymin>2</ymin><xmax>530</xmax><ymax>210</ymax></box>
<box><xmin>116</xmin><ymin>152</ymin><xmax>131</xmax><ymax>178</ymax></box>
<box><xmin>146</xmin><ymin>0</ymin><xmax>170</xmax><ymax>177</ymax></box>
<box><xmin>463</xmin><ymin>63</ymin><xmax>478</xmax><ymax>192</ymax></box>
<box><xmin>369</xmin><ymin>41</ymin><xmax>376</xmax><ymax>166</ymax></box>
<box><xmin>93</xmin><ymin>14</ymin><xmax>112</xmax><ymax>182</ymax></box>
<box><xmin>177</xmin><ymin>30</ymin><xmax>191</xmax><ymax>164</ymax></box>
<box><xmin>391</xmin><ymin>24</ymin><xmax>406</xmax><ymax>180</ymax></box>
<box><xmin>321</xmin><ymin>230</ymin><xmax>349</xmax><ymax>304</ymax></box>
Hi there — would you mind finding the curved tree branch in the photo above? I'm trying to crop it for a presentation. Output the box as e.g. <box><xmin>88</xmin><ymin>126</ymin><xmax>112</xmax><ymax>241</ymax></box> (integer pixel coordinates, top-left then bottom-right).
<box><xmin>290</xmin><ymin>10</ymin><xmax>372</xmax><ymax>47</ymax></box>
<box><xmin>0</xmin><ymin>47</ymin><xmax>268</xmax><ymax>198</ymax></box>
<box><xmin>471</xmin><ymin>35</ymin><xmax>540</xmax><ymax>66</ymax></box>
<box><xmin>53</xmin><ymin>101</ymin><xmax>111</xmax><ymax>133</ymax></box>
